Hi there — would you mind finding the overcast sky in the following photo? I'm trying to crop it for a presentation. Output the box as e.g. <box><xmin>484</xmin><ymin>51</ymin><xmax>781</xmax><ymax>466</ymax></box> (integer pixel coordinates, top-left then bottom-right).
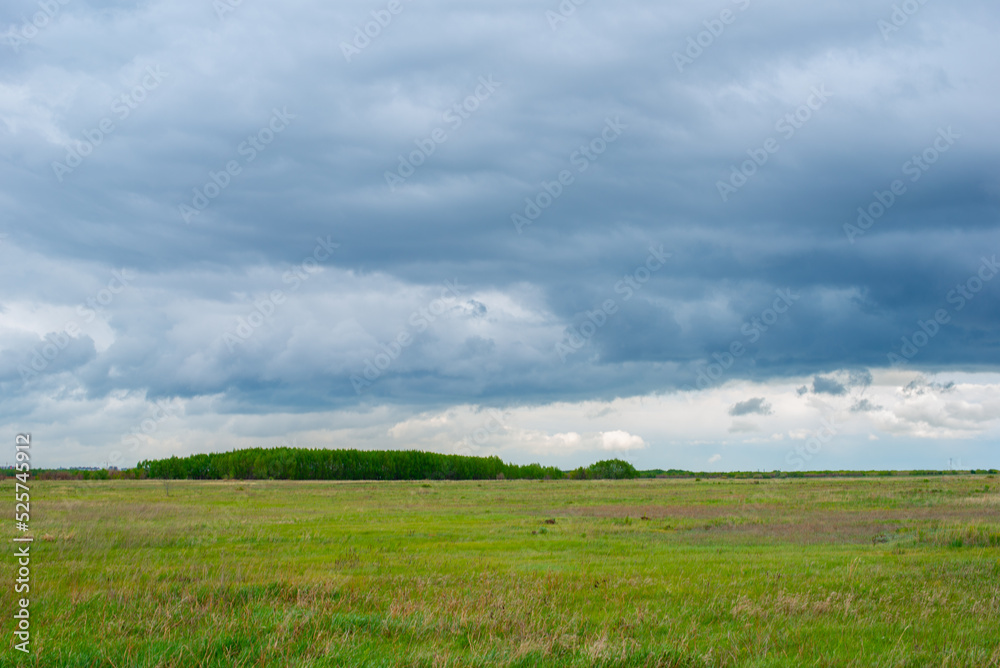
<box><xmin>2</xmin><ymin>0</ymin><xmax>998</xmax><ymax>470</ymax></box>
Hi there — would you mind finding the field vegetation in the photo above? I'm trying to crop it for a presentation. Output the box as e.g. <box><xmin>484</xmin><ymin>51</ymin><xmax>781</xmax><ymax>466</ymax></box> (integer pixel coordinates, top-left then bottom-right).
<box><xmin>2</xmin><ymin>474</ymin><xmax>999</xmax><ymax>666</ymax></box>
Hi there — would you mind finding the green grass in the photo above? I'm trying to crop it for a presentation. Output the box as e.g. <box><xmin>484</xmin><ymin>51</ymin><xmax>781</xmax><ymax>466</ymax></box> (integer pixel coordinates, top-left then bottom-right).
<box><xmin>3</xmin><ymin>476</ymin><xmax>1000</xmax><ymax>666</ymax></box>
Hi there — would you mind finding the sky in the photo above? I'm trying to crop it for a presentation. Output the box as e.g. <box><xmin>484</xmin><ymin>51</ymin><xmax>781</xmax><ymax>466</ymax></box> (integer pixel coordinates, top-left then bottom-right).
<box><xmin>1</xmin><ymin>0</ymin><xmax>998</xmax><ymax>471</ymax></box>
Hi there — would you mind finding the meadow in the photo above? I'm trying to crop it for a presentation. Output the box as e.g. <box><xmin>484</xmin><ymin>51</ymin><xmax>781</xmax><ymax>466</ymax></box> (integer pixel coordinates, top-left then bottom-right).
<box><xmin>2</xmin><ymin>475</ymin><xmax>999</xmax><ymax>667</ymax></box>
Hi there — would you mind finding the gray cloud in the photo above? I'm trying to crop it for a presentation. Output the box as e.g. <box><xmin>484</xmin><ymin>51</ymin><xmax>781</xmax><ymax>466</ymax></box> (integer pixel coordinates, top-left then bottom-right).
<box><xmin>1</xmin><ymin>0</ymin><xmax>999</xmax><ymax>465</ymax></box>
<box><xmin>729</xmin><ymin>397</ymin><xmax>773</xmax><ymax>417</ymax></box>
<box><xmin>850</xmin><ymin>398</ymin><xmax>882</xmax><ymax>413</ymax></box>
<box><xmin>812</xmin><ymin>376</ymin><xmax>847</xmax><ymax>396</ymax></box>
<box><xmin>903</xmin><ymin>377</ymin><xmax>957</xmax><ymax>396</ymax></box>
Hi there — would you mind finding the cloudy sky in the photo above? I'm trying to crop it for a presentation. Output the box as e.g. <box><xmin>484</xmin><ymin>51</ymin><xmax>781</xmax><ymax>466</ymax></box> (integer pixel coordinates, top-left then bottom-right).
<box><xmin>2</xmin><ymin>0</ymin><xmax>998</xmax><ymax>471</ymax></box>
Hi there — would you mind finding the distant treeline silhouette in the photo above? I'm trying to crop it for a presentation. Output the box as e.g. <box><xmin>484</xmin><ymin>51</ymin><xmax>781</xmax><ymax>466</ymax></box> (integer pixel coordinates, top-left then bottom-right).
<box><xmin>134</xmin><ymin>448</ymin><xmax>642</xmax><ymax>481</ymax></box>
<box><xmin>135</xmin><ymin>448</ymin><xmax>642</xmax><ymax>481</ymax></box>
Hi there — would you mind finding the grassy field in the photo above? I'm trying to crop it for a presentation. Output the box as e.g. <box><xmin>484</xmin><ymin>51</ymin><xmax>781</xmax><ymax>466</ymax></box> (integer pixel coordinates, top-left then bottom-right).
<box><xmin>3</xmin><ymin>475</ymin><xmax>999</xmax><ymax>667</ymax></box>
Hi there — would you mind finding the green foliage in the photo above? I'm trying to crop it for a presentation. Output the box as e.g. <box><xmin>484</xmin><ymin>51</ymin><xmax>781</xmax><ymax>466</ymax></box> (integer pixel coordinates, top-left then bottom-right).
<box><xmin>586</xmin><ymin>459</ymin><xmax>638</xmax><ymax>480</ymax></box>
<box><xmin>137</xmin><ymin>447</ymin><xmax>564</xmax><ymax>481</ymax></box>
<box><xmin>11</xmin><ymin>475</ymin><xmax>1000</xmax><ymax>666</ymax></box>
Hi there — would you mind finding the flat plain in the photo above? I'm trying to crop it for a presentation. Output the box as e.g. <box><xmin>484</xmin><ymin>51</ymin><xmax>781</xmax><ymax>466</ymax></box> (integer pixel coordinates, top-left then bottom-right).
<box><xmin>2</xmin><ymin>475</ymin><xmax>999</xmax><ymax>667</ymax></box>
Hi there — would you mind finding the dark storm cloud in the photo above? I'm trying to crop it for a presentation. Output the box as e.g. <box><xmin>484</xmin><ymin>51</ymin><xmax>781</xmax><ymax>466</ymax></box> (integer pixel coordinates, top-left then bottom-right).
<box><xmin>1</xmin><ymin>0</ymin><xmax>999</xmax><ymax>418</ymax></box>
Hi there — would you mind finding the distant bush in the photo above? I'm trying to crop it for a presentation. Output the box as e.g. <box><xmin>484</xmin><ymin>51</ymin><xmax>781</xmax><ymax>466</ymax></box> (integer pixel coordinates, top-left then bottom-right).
<box><xmin>586</xmin><ymin>459</ymin><xmax>638</xmax><ymax>480</ymax></box>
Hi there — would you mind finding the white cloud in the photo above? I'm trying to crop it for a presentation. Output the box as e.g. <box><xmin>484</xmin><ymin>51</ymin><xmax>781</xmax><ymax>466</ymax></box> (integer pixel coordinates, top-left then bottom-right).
<box><xmin>600</xmin><ymin>430</ymin><xmax>646</xmax><ymax>451</ymax></box>
<box><xmin>10</xmin><ymin>369</ymin><xmax>997</xmax><ymax>471</ymax></box>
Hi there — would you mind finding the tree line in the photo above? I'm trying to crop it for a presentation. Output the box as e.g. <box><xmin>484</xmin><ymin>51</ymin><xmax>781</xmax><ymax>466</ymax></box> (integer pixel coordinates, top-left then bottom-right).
<box><xmin>6</xmin><ymin>457</ymin><xmax>990</xmax><ymax>481</ymax></box>
<box><xmin>137</xmin><ymin>448</ymin><xmax>554</xmax><ymax>480</ymax></box>
<box><xmin>134</xmin><ymin>448</ymin><xmax>638</xmax><ymax>481</ymax></box>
